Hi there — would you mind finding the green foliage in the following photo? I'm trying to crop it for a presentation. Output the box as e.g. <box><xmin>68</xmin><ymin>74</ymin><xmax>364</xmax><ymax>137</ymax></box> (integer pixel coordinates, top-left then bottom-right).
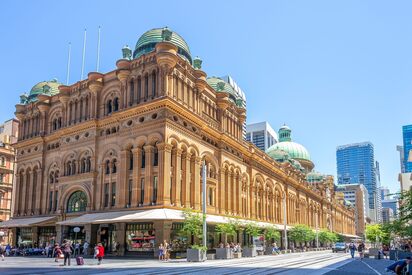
<box><xmin>264</xmin><ymin>226</ymin><xmax>281</xmax><ymax>242</ymax></box>
<box><xmin>398</xmin><ymin>190</ymin><xmax>412</xmax><ymax>223</ymax></box>
<box><xmin>245</xmin><ymin>223</ymin><xmax>261</xmax><ymax>237</ymax></box>
<box><xmin>180</xmin><ymin>209</ymin><xmax>203</xmax><ymax>241</ymax></box>
<box><xmin>383</xmin><ymin>219</ymin><xmax>412</xmax><ymax>240</ymax></box>
<box><xmin>365</xmin><ymin>224</ymin><xmax>387</xmax><ymax>244</ymax></box>
<box><xmin>289</xmin><ymin>224</ymin><xmax>315</xmax><ymax>243</ymax></box>
<box><xmin>336</xmin><ymin>234</ymin><xmax>345</xmax><ymax>242</ymax></box>
<box><xmin>190</xmin><ymin>245</ymin><xmax>207</xmax><ymax>252</ymax></box>
<box><xmin>318</xmin><ymin>230</ymin><xmax>338</xmax><ymax>244</ymax></box>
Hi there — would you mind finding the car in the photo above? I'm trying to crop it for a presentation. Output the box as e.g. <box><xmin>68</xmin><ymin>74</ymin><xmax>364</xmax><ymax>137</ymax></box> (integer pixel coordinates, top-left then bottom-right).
<box><xmin>332</xmin><ymin>242</ymin><xmax>347</xmax><ymax>253</ymax></box>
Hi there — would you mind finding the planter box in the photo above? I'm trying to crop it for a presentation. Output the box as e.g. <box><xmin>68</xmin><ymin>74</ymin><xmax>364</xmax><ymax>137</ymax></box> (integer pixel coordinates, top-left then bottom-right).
<box><xmin>187</xmin><ymin>249</ymin><xmax>207</xmax><ymax>262</ymax></box>
<box><xmin>207</xmin><ymin>253</ymin><xmax>215</xmax><ymax>260</ymax></box>
<box><xmin>216</xmin><ymin>248</ymin><xmax>233</xmax><ymax>259</ymax></box>
<box><xmin>233</xmin><ymin>252</ymin><xmax>242</xmax><ymax>258</ymax></box>
<box><xmin>242</xmin><ymin>247</ymin><xmax>257</xmax><ymax>257</ymax></box>
<box><xmin>265</xmin><ymin>247</ymin><xmax>275</xmax><ymax>255</ymax></box>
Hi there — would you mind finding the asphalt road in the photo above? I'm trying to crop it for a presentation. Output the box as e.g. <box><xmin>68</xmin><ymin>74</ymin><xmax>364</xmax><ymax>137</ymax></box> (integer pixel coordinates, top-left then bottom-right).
<box><xmin>0</xmin><ymin>250</ymin><xmax>394</xmax><ymax>275</ymax></box>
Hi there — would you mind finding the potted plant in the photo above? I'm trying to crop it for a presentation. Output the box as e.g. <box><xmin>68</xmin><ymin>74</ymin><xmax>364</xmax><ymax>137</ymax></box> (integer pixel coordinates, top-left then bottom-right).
<box><xmin>180</xmin><ymin>209</ymin><xmax>207</xmax><ymax>262</ymax></box>
<box><xmin>215</xmin><ymin>221</ymin><xmax>237</xmax><ymax>259</ymax></box>
<box><xmin>242</xmin><ymin>223</ymin><xmax>260</xmax><ymax>257</ymax></box>
<box><xmin>263</xmin><ymin>226</ymin><xmax>281</xmax><ymax>255</ymax></box>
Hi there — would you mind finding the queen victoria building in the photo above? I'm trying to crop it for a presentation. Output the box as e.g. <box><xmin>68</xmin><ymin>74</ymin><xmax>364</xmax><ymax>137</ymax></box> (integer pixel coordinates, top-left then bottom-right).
<box><xmin>1</xmin><ymin>27</ymin><xmax>355</xmax><ymax>257</ymax></box>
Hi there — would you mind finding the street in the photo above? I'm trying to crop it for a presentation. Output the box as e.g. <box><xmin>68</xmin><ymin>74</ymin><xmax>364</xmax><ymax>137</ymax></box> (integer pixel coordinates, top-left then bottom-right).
<box><xmin>0</xmin><ymin>250</ymin><xmax>395</xmax><ymax>275</ymax></box>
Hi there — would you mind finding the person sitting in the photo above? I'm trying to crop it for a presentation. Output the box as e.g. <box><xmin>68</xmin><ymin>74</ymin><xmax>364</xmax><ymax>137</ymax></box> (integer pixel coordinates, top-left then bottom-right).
<box><xmin>386</xmin><ymin>256</ymin><xmax>412</xmax><ymax>275</ymax></box>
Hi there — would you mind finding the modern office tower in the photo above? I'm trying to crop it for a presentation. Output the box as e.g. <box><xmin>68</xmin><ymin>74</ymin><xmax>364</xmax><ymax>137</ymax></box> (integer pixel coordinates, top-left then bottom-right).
<box><xmin>382</xmin><ymin>207</ymin><xmax>394</xmax><ymax>223</ymax></box>
<box><xmin>380</xmin><ymin>187</ymin><xmax>390</xmax><ymax>200</ymax></box>
<box><xmin>402</xmin><ymin>125</ymin><xmax>412</xmax><ymax>173</ymax></box>
<box><xmin>246</xmin><ymin>121</ymin><xmax>278</xmax><ymax>151</ymax></box>
<box><xmin>397</xmin><ymin>145</ymin><xmax>406</xmax><ymax>173</ymax></box>
<box><xmin>335</xmin><ymin>184</ymin><xmax>370</xmax><ymax>237</ymax></box>
<box><xmin>337</xmin><ymin>142</ymin><xmax>381</xmax><ymax>222</ymax></box>
<box><xmin>382</xmin><ymin>199</ymin><xmax>398</xmax><ymax>217</ymax></box>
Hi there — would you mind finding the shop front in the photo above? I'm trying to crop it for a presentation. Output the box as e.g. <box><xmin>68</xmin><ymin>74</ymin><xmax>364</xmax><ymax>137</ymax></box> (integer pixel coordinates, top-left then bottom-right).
<box><xmin>16</xmin><ymin>227</ymin><xmax>33</xmax><ymax>247</ymax></box>
<box><xmin>125</xmin><ymin>222</ymin><xmax>155</xmax><ymax>257</ymax></box>
<box><xmin>37</xmin><ymin>226</ymin><xmax>56</xmax><ymax>247</ymax></box>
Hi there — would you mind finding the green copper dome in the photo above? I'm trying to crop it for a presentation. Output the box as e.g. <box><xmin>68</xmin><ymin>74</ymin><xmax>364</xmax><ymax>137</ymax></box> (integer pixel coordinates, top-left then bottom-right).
<box><xmin>133</xmin><ymin>27</ymin><xmax>192</xmax><ymax>64</ymax></box>
<box><xmin>206</xmin><ymin>76</ymin><xmax>246</xmax><ymax>107</ymax></box>
<box><xmin>306</xmin><ymin>171</ymin><xmax>325</xmax><ymax>183</ymax></box>
<box><xmin>266</xmin><ymin>125</ymin><xmax>311</xmax><ymax>162</ymax></box>
<box><xmin>20</xmin><ymin>79</ymin><xmax>62</xmax><ymax>104</ymax></box>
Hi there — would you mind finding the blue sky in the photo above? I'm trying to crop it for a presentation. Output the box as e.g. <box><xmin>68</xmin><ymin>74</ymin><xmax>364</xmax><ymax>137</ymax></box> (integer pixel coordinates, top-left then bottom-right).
<box><xmin>1</xmin><ymin>0</ymin><xmax>411</xmax><ymax>193</ymax></box>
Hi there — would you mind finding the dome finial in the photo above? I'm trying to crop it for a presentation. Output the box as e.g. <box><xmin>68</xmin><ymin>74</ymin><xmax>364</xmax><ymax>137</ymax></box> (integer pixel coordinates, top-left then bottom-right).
<box><xmin>161</xmin><ymin>27</ymin><xmax>172</xmax><ymax>41</ymax></box>
<box><xmin>279</xmin><ymin>125</ymin><xmax>292</xmax><ymax>142</ymax></box>
<box><xmin>122</xmin><ymin>45</ymin><xmax>132</xmax><ymax>60</ymax></box>
<box><xmin>193</xmin><ymin>56</ymin><xmax>202</xmax><ymax>69</ymax></box>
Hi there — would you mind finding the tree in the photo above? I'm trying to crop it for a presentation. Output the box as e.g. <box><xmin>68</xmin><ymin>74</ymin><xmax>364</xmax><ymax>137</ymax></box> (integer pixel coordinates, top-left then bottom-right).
<box><xmin>365</xmin><ymin>224</ymin><xmax>387</xmax><ymax>247</ymax></box>
<box><xmin>318</xmin><ymin>230</ymin><xmax>338</xmax><ymax>246</ymax></box>
<box><xmin>245</xmin><ymin>223</ymin><xmax>261</xmax><ymax>246</ymax></box>
<box><xmin>398</xmin><ymin>190</ymin><xmax>412</xmax><ymax>223</ymax></box>
<box><xmin>216</xmin><ymin>222</ymin><xmax>236</xmax><ymax>244</ymax></box>
<box><xmin>289</xmin><ymin>224</ymin><xmax>315</xmax><ymax>247</ymax></box>
<box><xmin>264</xmin><ymin>226</ymin><xmax>281</xmax><ymax>243</ymax></box>
<box><xmin>180</xmin><ymin>209</ymin><xmax>203</xmax><ymax>246</ymax></box>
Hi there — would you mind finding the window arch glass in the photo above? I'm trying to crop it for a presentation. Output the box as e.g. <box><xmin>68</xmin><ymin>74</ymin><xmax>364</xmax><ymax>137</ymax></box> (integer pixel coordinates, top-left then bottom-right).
<box><xmin>113</xmin><ymin>98</ymin><xmax>119</xmax><ymax>112</ymax></box>
<box><xmin>67</xmin><ymin>191</ymin><xmax>87</xmax><ymax>213</ymax></box>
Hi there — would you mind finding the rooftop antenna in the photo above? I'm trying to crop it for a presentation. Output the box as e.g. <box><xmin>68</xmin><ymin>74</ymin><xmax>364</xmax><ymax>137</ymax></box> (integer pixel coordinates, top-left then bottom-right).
<box><xmin>66</xmin><ymin>42</ymin><xmax>71</xmax><ymax>85</ymax></box>
<box><xmin>96</xmin><ymin>26</ymin><xmax>101</xmax><ymax>72</ymax></box>
<box><xmin>80</xmin><ymin>28</ymin><xmax>87</xmax><ymax>80</ymax></box>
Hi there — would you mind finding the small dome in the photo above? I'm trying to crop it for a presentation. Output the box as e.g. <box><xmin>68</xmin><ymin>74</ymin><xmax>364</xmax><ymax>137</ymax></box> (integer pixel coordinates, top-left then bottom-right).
<box><xmin>206</xmin><ymin>77</ymin><xmax>246</xmax><ymax>107</ymax></box>
<box><xmin>266</xmin><ymin>148</ymin><xmax>290</xmax><ymax>162</ymax></box>
<box><xmin>306</xmin><ymin>171</ymin><xmax>325</xmax><ymax>183</ymax></box>
<box><xmin>22</xmin><ymin>79</ymin><xmax>62</xmax><ymax>104</ymax></box>
<box><xmin>133</xmin><ymin>27</ymin><xmax>192</xmax><ymax>64</ymax></box>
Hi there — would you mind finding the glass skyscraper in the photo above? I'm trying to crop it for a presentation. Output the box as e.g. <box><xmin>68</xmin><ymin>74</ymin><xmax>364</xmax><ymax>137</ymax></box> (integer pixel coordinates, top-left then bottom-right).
<box><xmin>336</xmin><ymin>142</ymin><xmax>381</xmax><ymax>221</ymax></box>
<box><xmin>402</xmin><ymin>125</ymin><xmax>412</xmax><ymax>173</ymax></box>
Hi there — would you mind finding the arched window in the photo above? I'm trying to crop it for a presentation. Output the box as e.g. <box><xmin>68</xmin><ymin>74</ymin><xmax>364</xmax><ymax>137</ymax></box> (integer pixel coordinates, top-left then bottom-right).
<box><xmin>107</xmin><ymin>100</ymin><xmax>112</xmax><ymax>115</ymax></box>
<box><xmin>141</xmin><ymin>150</ymin><xmax>145</xmax><ymax>168</ymax></box>
<box><xmin>52</xmin><ymin>119</ymin><xmax>57</xmax><ymax>131</ymax></box>
<box><xmin>86</xmin><ymin>157</ymin><xmax>91</xmax><ymax>172</ymax></box>
<box><xmin>49</xmin><ymin>172</ymin><xmax>54</xmax><ymax>184</ymax></box>
<box><xmin>1</xmin><ymin>157</ymin><xmax>5</xmax><ymax>167</ymax></box>
<box><xmin>208</xmin><ymin>187</ymin><xmax>213</xmax><ymax>206</ymax></box>
<box><xmin>58</xmin><ymin>117</ymin><xmax>62</xmax><ymax>128</ymax></box>
<box><xmin>112</xmin><ymin>159</ymin><xmax>117</xmax><ymax>173</ymax></box>
<box><xmin>55</xmin><ymin>171</ymin><xmax>59</xmax><ymax>183</ymax></box>
<box><xmin>153</xmin><ymin>146</ymin><xmax>158</xmax><ymax>166</ymax></box>
<box><xmin>144</xmin><ymin>75</ymin><xmax>149</xmax><ymax>99</ymax></box>
<box><xmin>105</xmin><ymin>160</ymin><xmax>110</xmax><ymax>175</ymax></box>
<box><xmin>129</xmin><ymin>80</ymin><xmax>134</xmax><ymax>106</ymax></box>
<box><xmin>67</xmin><ymin>162</ymin><xmax>72</xmax><ymax>176</ymax></box>
<box><xmin>71</xmin><ymin>160</ymin><xmax>76</xmax><ymax>175</ymax></box>
<box><xmin>129</xmin><ymin>152</ymin><xmax>134</xmax><ymax>170</ymax></box>
<box><xmin>152</xmin><ymin>71</ymin><xmax>156</xmax><ymax>98</ymax></box>
<box><xmin>80</xmin><ymin>158</ymin><xmax>86</xmax><ymax>173</ymax></box>
<box><xmin>113</xmin><ymin>97</ymin><xmax>119</xmax><ymax>112</ymax></box>
<box><xmin>67</xmin><ymin>191</ymin><xmax>87</xmax><ymax>213</ymax></box>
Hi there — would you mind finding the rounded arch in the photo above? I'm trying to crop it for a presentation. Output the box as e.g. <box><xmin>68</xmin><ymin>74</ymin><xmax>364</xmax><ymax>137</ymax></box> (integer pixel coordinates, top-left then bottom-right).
<box><xmin>135</xmin><ymin>135</ymin><xmax>148</xmax><ymax>147</ymax></box>
<box><xmin>200</xmin><ymin>151</ymin><xmax>218</xmax><ymax>169</ymax></box>
<box><xmin>61</xmin><ymin>184</ymin><xmax>92</xmax><ymax>212</ymax></box>
<box><xmin>147</xmin><ymin>132</ymin><xmax>163</xmax><ymax>145</ymax></box>
<box><xmin>66</xmin><ymin>190</ymin><xmax>88</xmax><ymax>213</ymax></box>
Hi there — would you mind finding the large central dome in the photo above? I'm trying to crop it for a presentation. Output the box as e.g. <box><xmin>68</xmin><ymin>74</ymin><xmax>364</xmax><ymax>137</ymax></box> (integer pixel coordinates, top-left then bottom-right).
<box><xmin>133</xmin><ymin>27</ymin><xmax>192</xmax><ymax>64</ymax></box>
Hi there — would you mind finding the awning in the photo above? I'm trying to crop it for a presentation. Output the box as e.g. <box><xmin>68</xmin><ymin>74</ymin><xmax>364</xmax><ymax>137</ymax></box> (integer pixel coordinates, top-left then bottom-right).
<box><xmin>340</xmin><ymin>233</ymin><xmax>361</xmax><ymax>239</ymax></box>
<box><xmin>0</xmin><ymin>216</ymin><xmax>56</xmax><ymax>228</ymax></box>
<box><xmin>57</xmin><ymin>208</ymin><xmax>288</xmax><ymax>230</ymax></box>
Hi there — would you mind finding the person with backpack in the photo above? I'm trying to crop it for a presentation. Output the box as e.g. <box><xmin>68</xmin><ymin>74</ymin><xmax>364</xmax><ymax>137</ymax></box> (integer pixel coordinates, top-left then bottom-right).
<box><xmin>349</xmin><ymin>242</ymin><xmax>357</xmax><ymax>259</ymax></box>
<box><xmin>62</xmin><ymin>240</ymin><xmax>73</xmax><ymax>266</ymax></box>
<box><xmin>357</xmin><ymin>242</ymin><xmax>365</xmax><ymax>260</ymax></box>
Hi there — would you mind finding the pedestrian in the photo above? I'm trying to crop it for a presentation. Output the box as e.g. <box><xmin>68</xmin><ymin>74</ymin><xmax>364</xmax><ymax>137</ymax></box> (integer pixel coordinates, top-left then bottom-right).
<box><xmin>386</xmin><ymin>256</ymin><xmax>412</xmax><ymax>275</ymax></box>
<box><xmin>62</xmin><ymin>240</ymin><xmax>73</xmax><ymax>266</ymax></box>
<box><xmin>96</xmin><ymin>243</ymin><xmax>104</xmax><ymax>265</ymax></box>
<box><xmin>357</xmin><ymin>242</ymin><xmax>365</xmax><ymax>260</ymax></box>
<box><xmin>83</xmin><ymin>241</ymin><xmax>89</xmax><ymax>256</ymax></box>
<box><xmin>272</xmin><ymin>242</ymin><xmax>280</xmax><ymax>255</ymax></box>
<box><xmin>163</xmin><ymin>240</ymin><xmax>170</xmax><ymax>261</ymax></box>
<box><xmin>0</xmin><ymin>244</ymin><xmax>5</xmax><ymax>261</ymax></box>
<box><xmin>54</xmin><ymin>243</ymin><xmax>62</xmax><ymax>263</ymax></box>
<box><xmin>5</xmin><ymin>244</ymin><xmax>11</xmax><ymax>256</ymax></box>
<box><xmin>349</xmin><ymin>242</ymin><xmax>356</xmax><ymax>259</ymax></box>
<box><xmin>158</xmin><ymin>243</ymin><xmax>164</xmax><ymax>261</ymax></box>
<box><xmin>45</xmin><ymin>243</ymin><xmax>50</xmax><ymax>258</ymax></box>
<box><xmin>74</xmin><ymin>242</ymin><xmax>80</xmax><ymax>257</ymax></box>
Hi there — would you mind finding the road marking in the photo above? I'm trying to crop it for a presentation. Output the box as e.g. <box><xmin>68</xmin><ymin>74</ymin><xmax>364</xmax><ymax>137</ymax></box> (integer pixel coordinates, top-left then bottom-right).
<box><xmin>361</xmin><ymin>260</ymin><xmax>382</xmax><ymax>275</ymax></box>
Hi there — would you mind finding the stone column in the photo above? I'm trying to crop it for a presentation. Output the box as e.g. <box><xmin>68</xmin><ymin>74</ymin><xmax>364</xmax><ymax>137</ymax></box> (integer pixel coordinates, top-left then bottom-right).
<box><xmin>143</xmin><ymin>145</ymin><xmax>154</xmax><ymax>205</ymax></box>
<box><xmin>193</xmin><ymin>157</ymin><xmax>201</xmax><ymax>210</ymax></box>
<box><xmin>131</xmin><ymin>148</ymin><xmax>141</xmax><ymax>206</ymax></box>
<box><xmin>26</xmin><ymin>171</ymin><xmax>34</xmax><ymax>214</ymax></box>
<box><xmin>183</xmin><ymin>153</ymin><xmax>191</xmax><ymax>208</ymax></box>
<box><xmin>13</xmin><ymin>174</ymin><xmax>20</xmax><ymax>216</ymax></box>
<box><xmin>227</xmin><ymin>172</ymin><xmax>232</xmax><ymax>213</ymax></box>
<box><xmin>35</xmin><ymin>169</ymin><xmax>43</xmax><ymax>215</ymax></box>
<box><xmin>218</xmin><ymin>169</ymin><xmax>226</xmax><ymax>214</ymax></box>
<box><xmin>153</xmin><ymin>220</ymin><xmax>172</xmax><ymax>258</ymax></box>
<box><xmin>115</xmin><ymin>223</ymin><xmax>126</xmax><ymax>256</ymax></box>
<box><xmin>157</xmin><ymin>143</ymin><xmax>172</xmax><ymax>205</ymax></box>
<box><xmin>118</xmin><ymin>150</ymin><xmax>128</xmax><ymax>207</ymax></box>
<box><xmin>173</xmin><ymin>148</ymin><xmax>182</xmax><ymax>206</ymax></box>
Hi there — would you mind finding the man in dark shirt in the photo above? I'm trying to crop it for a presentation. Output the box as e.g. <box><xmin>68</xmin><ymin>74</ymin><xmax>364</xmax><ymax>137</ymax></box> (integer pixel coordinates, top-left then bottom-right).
<box><xmin>386</xmin><ymin>256</ymin><xmax>412</xmax><ymax>275</ymax></box>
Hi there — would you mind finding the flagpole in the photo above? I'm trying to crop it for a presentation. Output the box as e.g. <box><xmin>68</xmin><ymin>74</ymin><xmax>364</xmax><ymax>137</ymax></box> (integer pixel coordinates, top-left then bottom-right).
<box><xmin>66</xmin><ymin>42</ymin><xmax>71</xmax><ymax>85</ymax></box>
<box><xmin>81</xmin><ymin>28</ymin><xmax>87</xmax><ymax>80</ymax></box>
<box><xmin>96</xmin><ymin>26</ymin><xmax>101</xmax><ymax>72</ymax></box>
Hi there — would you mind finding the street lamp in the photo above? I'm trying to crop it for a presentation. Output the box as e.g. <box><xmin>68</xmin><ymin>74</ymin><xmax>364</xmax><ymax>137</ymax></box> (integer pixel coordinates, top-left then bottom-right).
<box><xmin>315</xmin><ymin>212</ymin><xmax>319</xmax><ymax>248</ymax></box>
<box><xmin>283</xmin><ymin>193</ymin><xmax>288</xmax><ymax>250</ymax></box>
<box><xmin>202</xmin><ymin>161</ymin><xmax>207</xmax><ymax>248</ymax></box>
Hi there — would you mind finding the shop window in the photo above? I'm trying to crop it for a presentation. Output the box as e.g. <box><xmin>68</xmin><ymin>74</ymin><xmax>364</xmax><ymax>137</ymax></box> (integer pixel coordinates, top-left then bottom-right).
<box><xmin>67</xmin><ymin>191</ymin><xmax>87</xmax><ymax>213</ymax></box>
<box><xmin>111</xmin><ymin>183</ymin><xmax>116</xmax><ymax>206</ymax></box>
<box><xmin>125</xmin><ymin>223</ymin><xmax>155</xmax><ymax>252</ymax></box>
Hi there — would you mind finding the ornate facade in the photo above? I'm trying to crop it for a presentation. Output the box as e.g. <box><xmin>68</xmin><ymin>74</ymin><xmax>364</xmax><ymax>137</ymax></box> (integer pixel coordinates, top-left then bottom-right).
<box><xmin>2</xmin><ymin>28</ymin><xmax>355</xmax><ymax>255</ymax></box>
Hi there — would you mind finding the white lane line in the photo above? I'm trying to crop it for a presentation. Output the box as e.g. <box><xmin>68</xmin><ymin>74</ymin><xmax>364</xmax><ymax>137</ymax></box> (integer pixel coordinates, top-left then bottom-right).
<box><xmin>361</xmin><ymin>260</ymin><xmax>382</xmax><ymax>275</ymax></box>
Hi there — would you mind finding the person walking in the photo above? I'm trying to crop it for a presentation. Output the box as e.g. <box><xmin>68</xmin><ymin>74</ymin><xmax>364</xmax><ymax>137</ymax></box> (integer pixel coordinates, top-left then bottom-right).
<box><xmin>83</xmin><ymin>241</ymin><xmax>89</xmax><ymax>256</ymax></box>
<box><xmin>158</xmin><ymin>243</ymin><xmax>165</xmax><ymax>261</ymax></box>
<box><xmin>0</xmin><ymin>244</ymin><xmax>5</xmax><ymax>261</ymax></box>
<box><xmin>62</xmin><ymin>240</ymin><xmax>73</xmax><ymax>266</ymax></box>
<box><xmin>74</xmin><ymin>242</ymin><xmax>80</xmax><ymax>257</ymax></box>
<box><xmin>5</xmin><ymin>244</ymin><xmax>11</xmax><ymax>256</ymax></box>
<box><xmin>96</xmin><ymin>243</ymin><xmax>104</xmax><ymax>265</ymax></box>
<box><xmin>54</xmin><ymin>243</ymin><xmax>62</xmax><ymax>263</ymax></box>
<box><xmin>349</xmin><ymin>242</ymin><xmax>357</xmax><ymax>259</ymax></box>
<box><xmin>358</xmin><ymin>242</ymin><xmax>365</xmax><ymax>261</ymax></box>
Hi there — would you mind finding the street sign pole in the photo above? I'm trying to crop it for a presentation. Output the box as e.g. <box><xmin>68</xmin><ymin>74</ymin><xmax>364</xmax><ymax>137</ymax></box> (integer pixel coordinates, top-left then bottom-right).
<box><xmin>283</xmin><ymin>194</ymin><xmax>288</xmax><ymax>250</ymax></box>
